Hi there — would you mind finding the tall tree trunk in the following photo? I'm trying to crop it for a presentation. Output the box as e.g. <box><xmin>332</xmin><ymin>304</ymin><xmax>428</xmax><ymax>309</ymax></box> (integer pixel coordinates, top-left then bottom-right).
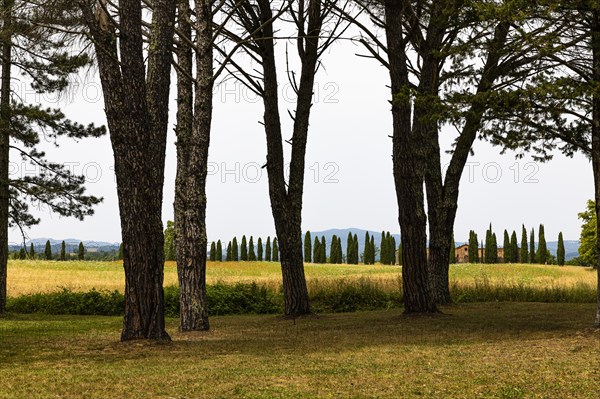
<box><xmin>592</xmin><ymin>8</ymin><xmax>600</xmax><ymax>327</ymax></box>
<box><xmin>80</xmin><ymin>0</ymin><xmax>176</xmax><ymax>341</ymax></box>
<box><xmin>174</xmin><ymin>0</ymin><xmax>212</xmax><ymax>332</ymax></box>
<box><xmin>385</xmin><ymin>0</ymin><xmax>437</xmax><ymax>314</ymax></box>
<box><xmin>0</xmin><ymin>0</ymin><xmax>12</xmax><ymax>314</ymax></box>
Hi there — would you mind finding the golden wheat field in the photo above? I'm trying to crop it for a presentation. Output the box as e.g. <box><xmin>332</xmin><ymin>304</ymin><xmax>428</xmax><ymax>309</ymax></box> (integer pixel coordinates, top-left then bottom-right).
<box><xmin>6</xmin><ymin>260</ymin><xmax>597</xmax><ymax>297</ymax></box>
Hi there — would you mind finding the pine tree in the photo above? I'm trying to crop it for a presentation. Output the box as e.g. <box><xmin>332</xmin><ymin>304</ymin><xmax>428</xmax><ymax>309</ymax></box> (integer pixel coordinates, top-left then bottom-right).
<box><xmin>209</xmin><ymin>242</ymin><xmax>216</xmax><ymax>261</ymax></box>
<box><xmin>226</xmin><ymin>242</ymin><xmax>232</xmax><ymax>261</ymax></box>
<box><xmin>265</xmin><ymin>237</ymin><xmax>271</xmax><ymax>262</ymax></box>
<box><xmin>520</xmin><ymin>225</ymin><xmax>528</xmax><ymax>264</ymax></box>
<box><xmin>537</xmin><ymin>224</ymin><xmax>547</xmax><ymax>264</ymax></box>
<box><xmin>61</xmin><ymin>241</ymin><xmax>66</xmax><ymax>261</ymax></box>
<box><xmin>216</xmin><ymin>240</ymin><xmax>223</xmax><ymax>262</ymax></box>
<box><xmin>78</xmin><ymin>242</ymin><xmax>85</xmax><ymax>261</ymax></box>
<box><xmin>272</xmin><ymin>238</ymin><xmax>279</xmax><ymax>262</ymax></box>
<box><xmin>503</xmin><ymin>230</ymin><xmax>511</xmax><ymax>263</ymax></box>
<box><xmin>29</xmin><ymin>243</ymin><xmax>34</xmax><ymax>260</ymax></box>
<box><xmin>320</xmin><ymin>236</ymin><xmax>326</xmax><ymax>264</ymax></box>
<box><xmin>240</xmin><ymin>236</ymin><xmax>248</xmax><ymax>261</ymax></box>
<box><xmin>449</xmin><ymin>235</ymin><xmax>456</xmax><ymax>264</ymax></box>
<box><xmin>257</xmin><ymin>238</ymin><xmax>263</xmax><ymax>262</ymax></box>
<box><xmin>304</xmin><ymin>231</ymin><xmax>312</xmax><ymax>263</ymax></box>
<box><xmin>248</xmin><ymin>237</ymin><xmax>256</xmax><ymax>261</ymax></box>
<box><xmin>557</xmin><ymin>232</ymin><xmax>565</xmax><ymax>266</ymax></box>
<box><xmin>232</xmin><ymin>237</ymin><xmax>239</xmax><ymax>261</ymax></box>
<box><xmin>44</xmin><ymin>240</ymin><xmax>52</xmax><ymax>260</ymax></box>
<box><xmin>510</xmin><ymin>231</ymin><xmax>519</xmax><ymax>263</ymax></box>
<box><xmin>313</xmin><ymin>236</ymin><xmax>321</xmax><ymax>264</ymax></box>
<box><xmin>530</xmin><ymin>228</ymin><xmax>536</xmax><ymax>263</ymax></box>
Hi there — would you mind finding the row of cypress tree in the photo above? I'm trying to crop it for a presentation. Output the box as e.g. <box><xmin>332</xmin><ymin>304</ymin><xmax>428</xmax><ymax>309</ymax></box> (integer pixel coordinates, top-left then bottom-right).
<box><xmin>209</xmin><ymin>236</ymin><xmax>279</xmax><ymax>262</ymax></box>
<box><xmin>462</xmin><ymin>224</ymin><xmax>565</xmax><ymax>265</ymax></box>
<box><xmin>13</xmin><ymin>240</ymin><xmax>85</xmax><ymax>261</ymax></box>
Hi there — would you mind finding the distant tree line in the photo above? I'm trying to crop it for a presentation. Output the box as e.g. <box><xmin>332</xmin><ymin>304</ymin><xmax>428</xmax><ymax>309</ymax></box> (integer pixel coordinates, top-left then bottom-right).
<box><xmin>11</xmin><ymin>240</ymin><xmax>88</xmax><ymax>261</ymax></box>
<box><xmin>461</xmin><ymin>224</ymin><xmax>564</xmax><ymax>266</ymax></box>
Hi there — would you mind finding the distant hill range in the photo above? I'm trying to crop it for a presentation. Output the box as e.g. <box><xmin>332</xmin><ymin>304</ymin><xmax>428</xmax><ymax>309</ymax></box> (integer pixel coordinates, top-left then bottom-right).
<box><xmin>9</xmin><ymin>238</ymin><xmax>120</xmax><ymax>253</ymax></box>
<box><xmin>309</xmin><ymin>228</ymin><xmax>580</xmax><ymax>261</ymax></box>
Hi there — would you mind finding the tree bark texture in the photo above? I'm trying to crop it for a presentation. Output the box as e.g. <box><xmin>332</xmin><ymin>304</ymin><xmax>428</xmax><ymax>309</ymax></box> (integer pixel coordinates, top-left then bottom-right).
<box><xmin>591</xmin><ymin>8</ymin><xmax>600</xmax><ymax>327</ymax></box>
<box><xmin>174</xmin><ymin>0</ymin><xmax>213</xmax><ymax>332</ymax></box>
<box><xmin>80</xmin><ymin>0</ymin><xmax>176</xmax><ymax>341</ymax></box>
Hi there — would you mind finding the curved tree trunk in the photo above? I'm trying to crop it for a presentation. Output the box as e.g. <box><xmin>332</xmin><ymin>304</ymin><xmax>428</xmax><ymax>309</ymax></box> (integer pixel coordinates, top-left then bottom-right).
<box><xmin>174</xmin><ymin>0</ymin><xmax>212</xmax><ymax>332</ymax></box>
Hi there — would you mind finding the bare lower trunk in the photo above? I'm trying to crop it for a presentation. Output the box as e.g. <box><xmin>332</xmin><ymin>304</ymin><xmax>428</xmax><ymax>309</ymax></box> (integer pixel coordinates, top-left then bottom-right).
<box><xmin>386</xmin><ymin>0</ymin><xmax>437</xmax><ymax>314</ymax></box>
<box><xmin>0</xmin><ymin>2</ymin><xmax>12</xmax><ymax>313</ymax></box>
<box><xmin>427</xmin><ymin>228</ymin><xmax>452</xmax><ymax>305</ymax></box>
<box><xmin>592</xmin><ymin>9</ymin><xmax>600</xmax><ymax>327</ymax></box>
<box><xmin>174</xmin><ymin>0</ymin><xmax>212</xmax><ymax>332</ymax></box>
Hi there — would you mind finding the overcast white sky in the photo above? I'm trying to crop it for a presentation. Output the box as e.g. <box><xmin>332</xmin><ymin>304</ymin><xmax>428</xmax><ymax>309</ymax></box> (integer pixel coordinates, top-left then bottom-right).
<box><xmin>8</xmin><ymin>34</ymin><xmax>594</xmax><ymax>245</ymax></box>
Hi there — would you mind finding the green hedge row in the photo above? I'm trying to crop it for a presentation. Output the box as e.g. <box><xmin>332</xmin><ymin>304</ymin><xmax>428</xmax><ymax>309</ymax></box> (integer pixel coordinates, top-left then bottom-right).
<box><xmin>5</xmin><ymin>280</ymin><xmax>596</xmax><ymax>317</ymax></box>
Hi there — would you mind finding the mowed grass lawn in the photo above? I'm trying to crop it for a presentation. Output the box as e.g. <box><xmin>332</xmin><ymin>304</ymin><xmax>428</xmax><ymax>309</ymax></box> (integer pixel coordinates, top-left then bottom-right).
<box><xmin>0</xmin><ymin>303</ymin><xmax>598</xmax><ymax>399</ymax></box>
<box><xmin>6</xmin><ymin>260</ymin><xmax>597</xmax><ymax>297</ymax></box>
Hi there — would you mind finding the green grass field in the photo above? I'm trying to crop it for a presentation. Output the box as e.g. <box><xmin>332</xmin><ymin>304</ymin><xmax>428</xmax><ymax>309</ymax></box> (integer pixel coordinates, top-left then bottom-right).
<box><xmin>6</xmin><ymin>260</ymin><xmax>597</xmax><ymax>297</ymax></box>
<box><xmin>1</xmin><ymin>303</ymin><xmax>598</xmax><ymax>399</ymax></box>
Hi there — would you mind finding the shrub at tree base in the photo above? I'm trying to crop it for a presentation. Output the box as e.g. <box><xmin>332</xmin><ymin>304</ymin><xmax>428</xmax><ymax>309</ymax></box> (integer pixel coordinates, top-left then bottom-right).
<box><xmin>5</xmin><ymin>279</ymin><xmax>596</xmax><ymax>316</ymax></box>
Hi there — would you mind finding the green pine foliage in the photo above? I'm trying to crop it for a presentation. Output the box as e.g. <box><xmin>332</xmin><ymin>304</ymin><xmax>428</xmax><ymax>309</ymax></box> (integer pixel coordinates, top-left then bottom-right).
<box><xmin>520</xmin><ymin>225</ymin><xmax>528</xmax><ymax>264</ymax></box>
<box><xmin>304</xmin><ymin>231</ymin><xmax>312</xmax><ymax>263</ymax></box>
<box><xmin>272</xmin><ymin>238</ymin><xmax>279</xmax><ymax>262</ymax></box>
<box><xmin>210</xmin><ymin>242</ymin><xmax>216</xmax><ymax>261</ymax></box>
<box><xmin>557</xmin><ymin>232</ymin><xmax>565</xmax><ymax>266</ymax></box>
<box><xmin>537</xmin><ymin>224</ymin><xmax>547</xmax><ymax>264</ymax></box>
<box><xmin>240</xmin><ymin>236</ymin><xmax>248</xmax><ymax>261</ymax></box>
<box><xmin>256</xmin><ymin>238</ymin><xmax>262</xmax><ymax>262</ymax></box>
<box><xmin>248</xmin><ymin>237</ymin><xmax>256</xmax><ymax>261</ymax></box>
<box><xmin>265</xmin><ymin>237</ymin><xmax>271</xmax><ymax>262</ymax></box>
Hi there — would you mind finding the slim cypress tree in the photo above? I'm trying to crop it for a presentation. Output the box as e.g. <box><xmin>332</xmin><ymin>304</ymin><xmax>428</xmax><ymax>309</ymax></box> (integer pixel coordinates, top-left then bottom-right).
<box><xmin>226</xmin><ymin>242</ymin><xmax>232</xmax><ymax>261</ymax></box>
<box><xmin>60</xmin><ymin>241</ymin><xmax>66</xmax><ymax>261</ymax></box>
<box><xmin>484</xmin><ymin>224</ymin><xmax>492</xmax><ymax>263</ymax></box>
<box><xmin>44</xmin><ymin>240</ymin><xmax>52</xmax><ymax>260</ymax></box>
<box><xmin>331</xmin><ymin>235</ymin><xmax>338</xmax><ymax>263</ymax></box>
<box><xmin>338</xmin><ymin>237</ymin><xmax>344</xmax><ymax>263</ymax></box>
<box><xmin>491</xmin><ymin>233</ymin><xmax>498</xmax><ymax>263</ymax></box>
<box><xmin>537</xmin><ymin>224</ymin><xmax>547</xmax><ymax>264</ymax></box>
<box><xmin>530</xmin><ymin>228</ymin><xmax>536</xmax><ymax>263</ymax></box>
<box><xmin>29</xmin><ymin>243</ymin><xmax>34</xmax><ymax>260</ymax></box>
<box><xmin>304</xmin><ymin>231</ymin><xmax>312</xmax><ymax>263</ymax></box>
<box><xmin>353</xmin><ymin>234</ymin><xmax>359</xmax><ymax>265</ymax></box>
<box><xmin>320</xmin><ymin>236</ymin><xmax>326</xmax><ymax>264</ymax></box>
<box><xmin>248</xmin><ymin>237</ymin><xmax>256</xmax><ymax>261</ymax></box>
<box><xmin>510</xmin><ymin>231</ymin><xmax>519</xmax><ymax>263</ymax></box>
<box><xmin>257</xmin><ymin>238</ymin><xmax>263</xmax><ymax>262</ymax></box>
<box><xmin>468</xmin><ymin>231</ymin><xmax>478</xmax><ymax>263</ymax></box>
<box><xmin>557</xmin><ymin>232</ymin><xmax>565</xmax><ymax>266</ymax></box>
<box><xmin>209</xmin><ymin>242</ymin><xmax>216</xmax><ymax>261</ymax></box>
<box><xmin>346</xmin><ymin>233</ymin><xmax>354</xmax><ymax>264</ymax></box>
<box><xmin>449</xmin><ymin>235</ymin><xmax>456</xmax><ymax>264</ymax></box>
<box><xmin>232</xmin><ymin>237</ymin><xmax>239</xmax><ymax>261</ymax></box>
<box><xmin>265</xmin><ymin>237</ymin><xmax>271</xmax><ymax>262</ymax></box>
<box><xmin>520</xmin><ymin>225</ymin><xmax>528</xmax><ymax>264</ymax></box>
<box><xmin>364</xmin><ymin>232</ymin><xmax>371</xmax><ymax>265</ymax></box>
<box><xmin>370</xmin><ymin>236</ymin><xmax>376</xmax><ymax>265</ymax></box>
<box><xmin>272</xmin><ymin>238</ymin><xmax>279</xmax><ymax>262</ymax></box>
<box><xmin>380</xmin><ymin>231</ymin><xmax>387</xmax><ymax>264</ymax></box>
<box><xmin>313</xmin><ymin>236</ymin><xmax>320</xmax><ymax>264</ymax></box>
<box><xmin>390</xmin><ymin>235</ymin><xmax>397</xmax><ymax>265</ymax></box>
<box><xmin>216</xmin><ymin>240</ymin><xmax>223</xmax><ymax>262</ymax></box>
<box><xmin>240</xmin><ymin>236</ymin><xmax>248</xmax><ymax>261</ymax></box>
<box><xmin>503</xmin><ymin>230</ymin><xmax>511</xmax><ymax>263</ymax></box>
<box><xmin>78</xmin><ymin>242</ymin><xmax>85</xmax><ymax>261</ymax></box>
